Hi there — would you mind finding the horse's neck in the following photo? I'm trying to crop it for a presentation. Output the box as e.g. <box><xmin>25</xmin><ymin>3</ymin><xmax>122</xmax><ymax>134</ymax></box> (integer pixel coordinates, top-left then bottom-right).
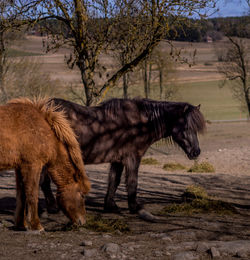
<box><xmin>147</xmin><ymin>105</ymin><xmax>172</xmax><ymax>142</ymax></box>
<box><xmin>49</xmin><ymin>150</ymin><xmax>76</xmax><ymax>189</ymax></box>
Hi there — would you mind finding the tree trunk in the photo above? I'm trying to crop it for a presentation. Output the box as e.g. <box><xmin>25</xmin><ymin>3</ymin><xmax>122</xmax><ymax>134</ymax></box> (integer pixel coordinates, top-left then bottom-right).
<box><xmin>77</xmin><ymin>57</ymin><xmax>95</xmax><ymax>106</ymax></box>
<box><xmin>143</xmin><ymin>60</ymin><xmax>148</xmax><ymax>98</ymax></box>
<box><xmin>148</xmin><ymin>63</ymin><xmax>152</xmax><ymax>96</ymax></box>
<box><xmin>159</xmin><ymin>68</ymin><xmax>163</xmax><ymax>99</ymax></box>
<box><xmin>0</xmin><ymin>31</ymin><xmax>7</xmax><ymax>102</ymax></box>
<box><xmin>123</xmin><ymin>73</ymin><xmax>128</xmax><ymax>99</ymax></box>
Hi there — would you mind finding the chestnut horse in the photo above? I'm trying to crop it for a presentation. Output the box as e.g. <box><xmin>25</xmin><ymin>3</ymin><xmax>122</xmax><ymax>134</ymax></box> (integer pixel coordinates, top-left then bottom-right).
<box><xmin>43</xmin><ymin>98</ymin><xmax>205</xmax><ymax>216</ymax></box>
<box><xmin>0</xmin><ymin>98</ymin><xmax>90</xmax><ymax>231</ymax></box>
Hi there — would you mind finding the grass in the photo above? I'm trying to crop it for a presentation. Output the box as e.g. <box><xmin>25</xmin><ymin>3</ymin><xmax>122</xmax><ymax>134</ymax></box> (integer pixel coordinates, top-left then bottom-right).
<box><xmin>177</xmin><ymin>80</ymin><xmax>248</xmax><ymax>120</ymax></box>
<box><xmin>11</xmin><ymin>36</ymin><xmax>248</xmax><ymax>121</ymax></box>
<box><xmin>163</xmin><ymin>162</ymin><xmax>186</xmax><ymax>171</ymax></box>
<box><xmin>84</xmin><ymin>214</ymin><xmax>130</xmax><ymax>233</ymax></box>
<box><xmin>105</xmin><ymin>80</ymin><xmax>247</xmax><ymax>121</ymax></box>
<box><xmin>182</xmin><ymin>185</ymin><xmax>209</xmax><ymax>201</ymax></box>
<box><xmin>7</xmin><ymin>48</ymin><xmax>43</xmax><ymax>57</ymax></box>
<box><xmin>188</xmin><ymin>161</ymin><xmax>215</xmax><ymax>173</ymax></box>
<box><xmin>160</xmin><ymin>199</ymin><xmax>236</xmax><ymax>215</ymax></box>
<box><xmin>141</xmin><ymin>157</ymin><xmax>159</xmax><ymax>165</ymax></box>
<box><xmin>159</xmin><ymin>185</ymin><xmax>236</xmax><ymax>216</ymax></box>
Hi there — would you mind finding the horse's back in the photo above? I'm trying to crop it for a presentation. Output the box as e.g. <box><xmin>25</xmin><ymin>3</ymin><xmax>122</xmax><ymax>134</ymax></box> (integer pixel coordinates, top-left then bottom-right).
<box><xmin>51</xmin><ymin>98</ymin><xmax>150</xmax><ymax>163</ymax></box>
<box><xmin>0</xmin><ymin>103</ymin><xmax>55</xmax><ymax>168</ymax></box>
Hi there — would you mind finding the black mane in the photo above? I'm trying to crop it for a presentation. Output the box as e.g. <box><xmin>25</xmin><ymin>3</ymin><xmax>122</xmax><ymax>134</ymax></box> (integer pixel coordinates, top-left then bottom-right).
<box><xmin>100</xmin><ymin>98</ymin><xmax>206</xmax><ymax>135</ymax></box>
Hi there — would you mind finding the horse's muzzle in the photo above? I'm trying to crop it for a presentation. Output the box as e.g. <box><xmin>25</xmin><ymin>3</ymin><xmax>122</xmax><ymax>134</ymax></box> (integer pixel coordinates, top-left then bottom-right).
<box><xmin>188</xmin><ymin>148</ymin><xmax>200</xmax><ymax>160</ymax></box>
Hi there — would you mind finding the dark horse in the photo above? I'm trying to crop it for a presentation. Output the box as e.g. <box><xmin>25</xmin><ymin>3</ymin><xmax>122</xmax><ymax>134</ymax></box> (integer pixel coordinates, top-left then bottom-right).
<box><xmin>42</xmin><ymin>98</ymin><xmax>206</xmax><ymax>215</ymax></box>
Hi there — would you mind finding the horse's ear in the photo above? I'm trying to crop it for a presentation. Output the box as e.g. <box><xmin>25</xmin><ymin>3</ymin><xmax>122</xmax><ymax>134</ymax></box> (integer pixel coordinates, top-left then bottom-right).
<box><xmin>197</xmin><ymin>104</ymin><xmax>201</xmax><ymax>110</ymax></box>
<box><xmin>183</xmin><ymin>104</ymin><xmax>189</xmax><ymax>113</ymax></box>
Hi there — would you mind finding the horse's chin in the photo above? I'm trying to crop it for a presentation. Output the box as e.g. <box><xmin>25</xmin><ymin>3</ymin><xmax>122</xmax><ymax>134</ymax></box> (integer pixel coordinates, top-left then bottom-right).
<box><xmin>187</xmin><ymin>154</ymin><xmax>199</xmax><ymax>160</ymax></box>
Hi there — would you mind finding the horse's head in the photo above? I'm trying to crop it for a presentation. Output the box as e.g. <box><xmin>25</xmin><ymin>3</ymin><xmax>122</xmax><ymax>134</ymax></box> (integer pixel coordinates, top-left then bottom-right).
<box><xmin>57</xmin><ymin>183</ymin><xmax>87</xmax><ymax>225</ymax></box>
<box><xmin>171</xmin><ymin>104</ymin><xmax>205</xmax><ymax>160</ymax></box>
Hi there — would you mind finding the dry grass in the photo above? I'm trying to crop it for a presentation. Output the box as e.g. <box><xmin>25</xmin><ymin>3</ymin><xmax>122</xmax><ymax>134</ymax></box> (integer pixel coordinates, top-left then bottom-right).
<box><xmin>163</xmin><ymin>162</ymin><xmax>186</xmax><ymax>171</ymax></box>
<box><xmin>84</xmin><ymin>214</ymin><xmax>130</xmax><ymax>233</ymax></box>
<box><xmin>159</xmin><ymin>185</ymin><xmax>237</xmax><ymax>216</ymax></box>
<box><xmin>182</xmin><ymin>185</ymin><xmax>208</xmax><ymax>201</ymax></box>
<box><xmin>188</xmin><ymin>162</ymin><xmax>215</xmax><ymax>173</ymax></box>
<box><xmin>141</xmin><ymin>157</ymin><xmax>159</xmax><ymax>165</ymax></box>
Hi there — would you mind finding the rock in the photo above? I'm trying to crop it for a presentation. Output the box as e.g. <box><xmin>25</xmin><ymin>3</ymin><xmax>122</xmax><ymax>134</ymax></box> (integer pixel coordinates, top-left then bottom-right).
<box><xmin>138</xmin><ymin>209</ymin><xmax>159</xmax><ymax>222</ymax></box>
<box><xmin>1</xmin><ymin>220</ymin><xmax>12</xmax><ymax>228</ymax></box>
<box><xmin>214</xmin><ymin>240</ymin><xmax>250</xmax><ymax>256</ymax></box>
<box><xmin>101</xmin><ymin>243</ymin><xmax>121</xmax><ymax>258</ymax></box>
<box><xmin>210</xmin><ymin>247</ymin><xmax>220</xmax><ymax>258</ymax></box>
<box><xmin>81</xmin><ymin>240</ymin><xmax>93</xmax><ymax>246</ymax></box>
<box><xmin>102</xmin><ymin>234</ymin><xmax>112</xmax><ymax>239</ymax></box>
<box><xmin>82</xmin><ymin>248</ymin><xmax>98</xmax><ymax>257</ymax></box>
<box><xmin>153</xmin><ymin>250</ymin><xmax>163</xmax><ymax>257</ymax></box>
<box><xmin>235</xmin><ymin>250</ymin><xmax>248</xmax><ymax>258</ymax></box>
<box><xmin>196</xmin><ymin>242</ymin><xmax>210</xmax><ymax>253</ymax></box>
<box><xmin>172</xmin><ymin>251</ymin><xmax>200</xmax><ymax>260</ymax></box>
<box><xmin>161</xmin><ymin>235</ymin><xmax>172</xmax><ymax>242</ymax></box>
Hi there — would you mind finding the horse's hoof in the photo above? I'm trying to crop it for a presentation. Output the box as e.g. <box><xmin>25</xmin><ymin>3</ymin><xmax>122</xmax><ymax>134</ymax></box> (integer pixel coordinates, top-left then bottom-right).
<box><xmin>138</xmin><ymin>209</ymin><xmax>159</xmax><ymax>222</ymax></box>
<box><xmin>13</xmin><ymin>226</ymin><xmax>28</xmax><ymax>231</ymax></box>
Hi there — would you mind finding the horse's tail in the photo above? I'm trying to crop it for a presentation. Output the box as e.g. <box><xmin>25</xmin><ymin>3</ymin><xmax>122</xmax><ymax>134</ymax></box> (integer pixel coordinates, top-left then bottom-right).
<box><xmin>8</xmin><ymin>97</ymin><xmax>90</xmax><ymax>194</ymax></box>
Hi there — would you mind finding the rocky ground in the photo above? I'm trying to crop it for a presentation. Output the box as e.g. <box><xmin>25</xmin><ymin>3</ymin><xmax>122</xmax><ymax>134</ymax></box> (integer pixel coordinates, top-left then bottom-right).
<box><xmin>0</xmin><ymin>121</ymin><xmax>250</xmax><ymax>260</ymax></box>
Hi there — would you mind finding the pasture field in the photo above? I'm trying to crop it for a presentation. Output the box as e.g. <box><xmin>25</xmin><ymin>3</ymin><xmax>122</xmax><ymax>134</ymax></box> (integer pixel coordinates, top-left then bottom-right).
<box><xmin>8</xmin><ymin>36</ymin><xmax>249</xmax><ymax>120</ymax></box>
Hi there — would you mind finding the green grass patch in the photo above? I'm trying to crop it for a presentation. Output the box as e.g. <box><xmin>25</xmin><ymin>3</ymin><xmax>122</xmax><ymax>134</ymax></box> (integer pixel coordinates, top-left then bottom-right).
<box><xmin>188</xmin><ymin>162</ymin><xmax>215</xmax><ymax>173</ymax></box>
<box><xmin>177</xmin><ymin>80</ymin><xmax>248</xmax><ymax>120</ymax></box>
<box><xmin>141</xmin><ymin>157</ymin><xmax>159</xmax><ymax>165</ymax></box>
<box><xmin>159</xmin><ymin>185</ymin><xmax>236</xmax><ymax>216</ymax></box>
<box><xmin>163</xmin><ymin>162</ymin><xmax>186</xmax><ymax>171</ymax></box>
<box><xmin>7</xmin><ymin>48</ymin><xmax>43</xmax><ymax>57</ymax></box>
<box><xmin>84</xmin><ymin>214</ymin><xmax>130</xmax><ymax>233</ymax></box>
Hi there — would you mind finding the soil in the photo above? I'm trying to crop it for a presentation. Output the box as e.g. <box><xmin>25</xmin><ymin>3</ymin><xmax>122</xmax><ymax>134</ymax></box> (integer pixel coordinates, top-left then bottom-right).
<box><xmin>0</xmin><ymin>121</ymin><xmax>250</xmax><ymax>260</ymax></box>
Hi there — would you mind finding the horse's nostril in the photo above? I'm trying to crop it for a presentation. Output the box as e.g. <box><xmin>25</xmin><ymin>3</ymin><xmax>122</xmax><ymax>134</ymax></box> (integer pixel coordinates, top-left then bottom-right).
<box><xmin>193</xmin><ymin>148</ymin><xmax>200</xmax><ymax>157</ymax></box>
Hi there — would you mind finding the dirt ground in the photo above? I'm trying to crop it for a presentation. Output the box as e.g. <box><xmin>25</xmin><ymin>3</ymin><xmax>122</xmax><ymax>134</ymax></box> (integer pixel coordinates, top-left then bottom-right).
<box><xmin>0</xmin><ymin>121</ymin><xmax>250</xmax><ymax>259</ymax></box>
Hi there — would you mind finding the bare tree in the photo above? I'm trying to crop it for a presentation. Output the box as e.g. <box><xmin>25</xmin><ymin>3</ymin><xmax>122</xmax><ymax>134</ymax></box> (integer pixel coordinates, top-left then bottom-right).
<box><xmin>36</xmin><ymin>0</ymin><xmax>216</xmax><ymax>105</ymax></box>
<box><xmin>152</xmin><ymin>45</ymin><xmax>177</xmax><ymax>100</ymax></box>
<box><xmin>4</xmin><ymin>58</ymin><xmax>64</xmax><ymax>100</ymax></box>
<box><xmin>217</xmin><ymin>37</ymin><xmax>250</xmax><ymax>117</ymax></box>
<box><xmin>0</xmin><ymin>0</ymin><xmax>37</xmax><ymax>102</ymax></box>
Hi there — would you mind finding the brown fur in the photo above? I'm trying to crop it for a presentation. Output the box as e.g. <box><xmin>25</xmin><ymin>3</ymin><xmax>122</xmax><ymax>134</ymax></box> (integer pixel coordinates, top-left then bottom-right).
<box><xmin>0</xmin><ymin>98</ymin><xmax>90</xmax><ymax>231</ymax></box>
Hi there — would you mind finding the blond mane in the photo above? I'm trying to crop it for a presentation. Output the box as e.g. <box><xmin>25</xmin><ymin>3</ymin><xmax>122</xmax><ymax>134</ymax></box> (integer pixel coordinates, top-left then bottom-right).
<box><xmin>9</xmin><ymin>97</ymin><xmax>90</xmax><ymax>193</ymax></box>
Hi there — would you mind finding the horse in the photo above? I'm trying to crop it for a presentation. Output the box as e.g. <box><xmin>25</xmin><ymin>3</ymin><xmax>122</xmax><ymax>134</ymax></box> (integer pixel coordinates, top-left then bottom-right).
<box><xmin>0</xmin><ymin>98</ymin><xmax>90</xmax><ymax>231</ymax></box>
<box><xmin>42</xmin><ymin>97</ymin><xmax>205</xmax><ymax>216</ymax></box>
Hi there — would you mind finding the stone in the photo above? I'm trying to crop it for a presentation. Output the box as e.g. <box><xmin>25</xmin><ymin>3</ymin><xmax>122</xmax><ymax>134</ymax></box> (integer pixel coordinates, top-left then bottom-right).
<box><xmin>82</xmin><ymin>248</ymin><xmax>98</xmax><ymax>257</ymax></box>
<box><xmin>161</xmin><ymin>235</ymin><xmax>172</xmax><ymax>242</ymax></box>
<box><xmin>101</xmin><ymin>243</ymin><xmax>121</xmax><ymax>257</ymax></box>
<box><xmin>138</xmin><ymin>209</ymin><xmax>159</xmax><ymax>222</ymax></box>
<box><xmin>210</xmin><ymin>247</ymin><xmax>220</xmax><ymax>258</ymax></box>
<box><xmin>81</xmin><ymin>240</ymin><xmax>93</xmax><ymax>246</ymax></box>
<box><xmin>172</xmin><ymin>251</ymin><xmax>200</xmax><ymax>260</ymax></box>
<box><xmin>196</xmin><ymin>242</ymin><xmax>210</xmax><ymax>253</ymax></box>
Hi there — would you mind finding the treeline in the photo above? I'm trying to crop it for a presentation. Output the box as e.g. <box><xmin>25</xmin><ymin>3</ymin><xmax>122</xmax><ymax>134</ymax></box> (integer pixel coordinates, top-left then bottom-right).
<box><xmin>33</xmin><ymin>16</ymin><xmax>250</xmax><ymax>43</ymax></box>
<box><xmin>167</xmin><ymin>16</ymin><xmax>250</xmax><ymax>42</ymax></box>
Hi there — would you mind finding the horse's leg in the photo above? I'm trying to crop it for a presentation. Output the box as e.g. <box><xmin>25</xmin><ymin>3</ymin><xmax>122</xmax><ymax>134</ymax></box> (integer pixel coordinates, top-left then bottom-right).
<box><xmin>20</xmin><ymin>164</ymin><xmax>44</xmax><ymax>231</ymax></box>
<box><xmin>40</xmin><ymin>166</ymin><xmax>58</xmax><ymax>213</ymax></box>
<box><xmin>14</xmin><ymin>169</ymin><xmax>27</xmax><ymax>230</ymax></box>
<box><xmin>104</xmin><ymin>162</ymin><xmax>124</xmax><ymax>213</ymax></box>
<box><xmin>124</xmin><ymin>158</ymin><xmax>143</xmax><ymax>213</ymax></box>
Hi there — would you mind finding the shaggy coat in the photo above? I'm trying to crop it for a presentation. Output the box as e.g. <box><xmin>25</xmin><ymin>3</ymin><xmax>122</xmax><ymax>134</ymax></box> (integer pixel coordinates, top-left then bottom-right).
<box><xmin>43</xmin><ymin>98</ymin><xmax>205</xmax><ymax>214</ymax></box>
<box><xmin>0</xmin><ymin>98</ymin><xmax>90</xmax><ymax>231</ymax></box>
